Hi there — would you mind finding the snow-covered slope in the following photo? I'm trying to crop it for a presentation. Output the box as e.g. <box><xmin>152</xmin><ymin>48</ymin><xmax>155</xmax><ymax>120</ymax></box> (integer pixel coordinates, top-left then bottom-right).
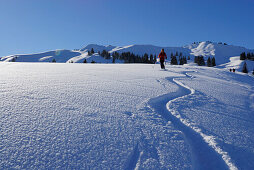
<box><xmin>110</xmin><ymin>44</ymin><xmax>190</xmax><ymax>56</ymax></box>
<box><xmin>0</xmin><ymin>62</ymin><xmax>253</xmax><ymax>169</ymax></box>
<box><xmin>186</xmin><ymin>41</ymin><xmax>252</xmax><ymax>64</ymax></box>
<box><xmin>79</xmin><ymin>44</ymin><xmax>190</xmax><ymax>58</ymax></box>
<box><xmin>0</xmin><ymin>49</ymin><xmax>81</xmax><ymax>63</ymax></box>
<box><xmin>218</xmin><ymin>56</ymin><xmax>254</xmax><ymax>74</ymax></box>
<box><xmin>1</xmin><ymin>41</ymin><xmax>253</xmax><ymax>66</ymax></box>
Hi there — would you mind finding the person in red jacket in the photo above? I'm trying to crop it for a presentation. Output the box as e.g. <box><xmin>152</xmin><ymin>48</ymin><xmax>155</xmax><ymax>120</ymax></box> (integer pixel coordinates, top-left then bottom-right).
<box><xmin>158</xmin><ymin>49</ymin><xmax>167</xmax><ymax>69</ymax></box>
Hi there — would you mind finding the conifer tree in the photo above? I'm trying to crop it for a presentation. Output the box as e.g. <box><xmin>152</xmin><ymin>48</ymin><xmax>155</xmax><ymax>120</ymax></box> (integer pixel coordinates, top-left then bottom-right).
<box><xmin>112</xmin><ymin>56</ymin><xmax>116</xmax><ymax>63</ymax></box>
<box><xmin>143</xmin><ymin>53</ymin><xmax>149</xmax><ymax>63</ymax></box>
<box><xmin>252</xmin><ymin>69</ymin><xmax>254</xmax><ymax>75</ymax></box>
<box><xmin>195</xmin><ymin>56</ymin><xmax>205</xmax><ymax>66</ymax></box>
<box><xmin>179</xmin><ymin>57</ymin><xmax>185</xmax><ymax>65</ymax></box>
<box><xmin>184</xmin><ymin>56</ymin><xmax>187</xmax><ymax>64</ymax></box>
<box><xmin>199</xmin><ymin>56</ymin><xmax>205</xmax><ymax>66</ymax></box>
<box><xmin>240</xmin><ymin>52</ymin><xmax>246</xmax><ymax>60</ymax></box>
<box><xmin>207</xmin><ymin>57</ymin><xmax>211</xmax><ymax>67</ymax></box>
<box><xmin>247</xmin><ymin>53</ymin><xmax>251</xmax><ymax>60</ymax></box>
<box><xmin>242</xmin><ymin>62</ymin><xmax>248</xmax><ymax>73</ymax></box>
<box><xmin>150</xmin><ymin>54</ymin><xmax>154</xmax><ymax>64</ymax></box>
<box><xmin>212</xmin><ymin>57</ymin><xmax>216</xmax><ymax>66</ymax></box>
<box><xmin>154</xmin><ymin>55</ymin><xmax>157</xmax><ymax>63</ymax></box>
<box><xmin>83</xmin><ymin>59</ymin><xmax>87</xmax><ymax>63</ymax></box>
<box><xmin>52</xmin><ymin>59</ymin><xmax>56</xmax><ymax>63</ymax></box>
<box><xmin>101</xmin><ymin>50</ymin><xmax>110</xmax><ymax>59</ymax></box>
<box><xmin>91</xmin><ymin>48</ymin><xmax>94</xmax><ymax>54</ymax></box>
<box><xmin>171</xmin><ymin>56</ymin><xmax>178</xmax><ymax>65</ymax></box>
<box><xmin>179</xmin><ymin>57</ymin><xmax>183</xmax><ymax>65</ymax></box>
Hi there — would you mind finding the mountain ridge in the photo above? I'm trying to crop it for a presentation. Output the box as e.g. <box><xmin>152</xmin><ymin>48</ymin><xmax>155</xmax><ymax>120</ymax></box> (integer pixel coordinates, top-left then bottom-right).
<box><xmin>1</xmin><ymin>41</ymin><xmax>253</xmax><ymax>66</ymax></box>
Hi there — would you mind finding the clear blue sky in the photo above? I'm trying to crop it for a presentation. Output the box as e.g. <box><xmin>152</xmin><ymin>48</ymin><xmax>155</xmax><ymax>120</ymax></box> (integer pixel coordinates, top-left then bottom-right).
<box><xmin>0</xmin><ymin>0</ymin><xmax>253</xmax><ymax>57</ymax></box>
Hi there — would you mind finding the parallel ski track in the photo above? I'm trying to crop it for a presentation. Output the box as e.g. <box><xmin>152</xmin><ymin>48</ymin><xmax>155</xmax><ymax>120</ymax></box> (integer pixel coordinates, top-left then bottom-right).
<box><xmin>148</xmin><ymin>71</ymin><xmax>238</xmax><ymax>170</ymax></box>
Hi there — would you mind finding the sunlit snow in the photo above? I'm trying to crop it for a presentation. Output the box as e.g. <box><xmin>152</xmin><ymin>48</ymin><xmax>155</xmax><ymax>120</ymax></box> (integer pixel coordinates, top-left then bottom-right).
<box><xmin>0</xmin><ymin>62</ymin><xmax>253</xmax><ymax>169</ymax></box>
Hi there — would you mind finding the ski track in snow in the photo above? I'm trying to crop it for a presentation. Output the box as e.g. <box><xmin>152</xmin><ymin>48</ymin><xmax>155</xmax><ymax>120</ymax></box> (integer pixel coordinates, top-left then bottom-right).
<box><xmin>125</xmin><ymin>143</ymin><xmax>143</xmax><ymax>170</ymax></box>
<box><xmin>149</xmin><ymin>71</ymin><xmax>238</xmax><ymax>170</ymax></box>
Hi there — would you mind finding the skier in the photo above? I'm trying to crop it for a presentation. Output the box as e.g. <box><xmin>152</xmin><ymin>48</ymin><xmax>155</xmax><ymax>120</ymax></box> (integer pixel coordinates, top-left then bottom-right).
<box><xmin>158</xmin><ymin>49</ymin><xmax>167</xmax><ymax>69</ymax></box>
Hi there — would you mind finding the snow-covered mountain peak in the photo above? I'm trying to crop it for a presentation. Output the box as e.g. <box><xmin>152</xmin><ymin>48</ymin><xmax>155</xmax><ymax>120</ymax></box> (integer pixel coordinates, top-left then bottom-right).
<box><xmin>80</xmin><ymin>44</ymin><xmax>116</xmax><ymax>52</ymax></box>
<box><xmin>190</xmin><ymin>41</ymin><xmax>216</xmax><ymax>57</ymax></box>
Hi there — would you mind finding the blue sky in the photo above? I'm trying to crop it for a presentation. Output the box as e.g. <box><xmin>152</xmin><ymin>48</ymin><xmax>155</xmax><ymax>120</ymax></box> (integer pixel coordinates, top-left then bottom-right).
<box><xmin>0</xmin><ymin>0</ymin><xmax>253</xmax><ymax>57</ymax></box>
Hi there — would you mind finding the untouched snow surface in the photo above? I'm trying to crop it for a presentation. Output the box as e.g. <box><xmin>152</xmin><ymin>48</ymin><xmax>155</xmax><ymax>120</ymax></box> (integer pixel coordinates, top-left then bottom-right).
<box><xmin>0</xmin><ymin>63</ymin><xmax>254</xmax><ymax>169</ymax></box>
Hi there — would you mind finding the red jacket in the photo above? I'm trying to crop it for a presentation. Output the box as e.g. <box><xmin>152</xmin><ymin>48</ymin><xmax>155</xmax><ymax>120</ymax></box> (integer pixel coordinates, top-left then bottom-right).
<box><xmin>158</xmin><ymin>52</ymin><xmax>167</xmax><ymax>60</ymax></box>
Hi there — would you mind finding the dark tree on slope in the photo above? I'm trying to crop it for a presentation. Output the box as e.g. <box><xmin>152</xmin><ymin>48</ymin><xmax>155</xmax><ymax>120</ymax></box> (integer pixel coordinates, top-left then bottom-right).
<box><xmin>101</xmin><ymin>50</ymin><xmax>111</xmax><ymax>59</ymax></box>
<box><xmin>112</xmin><ymin>56</ymin><xmax>116</xmax><ymax>63</ymax></box>
<box><xmin>194</xmin><ymin>56</ymin><xmax>205</xmax><ymax>66</ymax></box>
<box><xmin>91</xmin><ymin>60</ymin><xmax>96</xmax><ymax>63</ymax></box>
<box><xmin>88</xmin><ymin>51</ymin><xmax>92</xmax><ymax>56</ymax></box>
<box><xmin>52</xmin><ymin>59</ymin><xmax>56</xmax><ymax>63</ymax></box>
<box><xmin>246</xmin><ymin>52</ymin><xmax>254</xmax><ymax>60</ymax></box>
<box><xmin>179</xmin><ymin>57</ymin><xmax>187</xmax><ymax>65</ymax></box>
<box><xmin>112</xmin><ymin>52</ymin><xmax>120</xmax><ymax>60</ymax></box>
<box><xmin>83</xmin><ymin>59</ymin><xmax>87</xmax><ymax>63</ymax></box>
<box><xmin>246</xmin><ymin>52</ymin><xmax>251</xmax><ymax>60</ymax></box>
<box><xmin>91</xmin><ymin>48</ymin><xmax>95</xmax><ymax>54</ymax></box>
<box><xmin>200</xmin><ymin>56</ymin><xmax>205</xmax><ymax>66</ymax></box>
<box><xmin>179</xmin><ymin>57</ymin><xmax>184</xmax><ymax>65</ymax></box>
<box><xmin>240</xmin><ymin>52</ymin><xmax>246</xmax><ymax>60</ymax></box>
<box><xmin>252</xmin><ymin>69</ymin><xmax>254</xmax><ymax>75</ymax></box>
<box><xmin>184</xmin><ymin>57</ymin><xmax>187</xmax><ymax>64</ymax></box>
<box><xmin>143</xmin><ymin>53</ymin><xmax>149</xmax><ymax>63</ymax></box>
<box><xmin>212</xmin><ymin>57</ymin><xmax>216</xmax><ymax>66</ymax></box>
<box><xmin>154</xmin><ymin>55</ymin><xmax>157</xmax><ymax>63</ymax></box>
<box><xmin>207</xmin><ymin>57</ymin><xmax>212</xmax><ymax>67</ymax></box>
<box><xmin>110</xmin><ymin>52</ymin><xmax>159</xmax><ymax>64</ymax></box>
<box><xmin>171</xmin><ymin>56</ymin><xmax>178</xmax><ymax>65</ymax></box>
<box><xmin>150</xmin><ymin>54</ymin><xmax>154</xmax><ymax>64</ymax></box>
<box><xmin>242</xmin><ymin>62</ymin><xmax>248</xmax><ymax>73</ymax></box>
<box><xmin>251</xmin><ymin>53</ymin><xmax>254</xmax><ymax>61</ymax></box>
